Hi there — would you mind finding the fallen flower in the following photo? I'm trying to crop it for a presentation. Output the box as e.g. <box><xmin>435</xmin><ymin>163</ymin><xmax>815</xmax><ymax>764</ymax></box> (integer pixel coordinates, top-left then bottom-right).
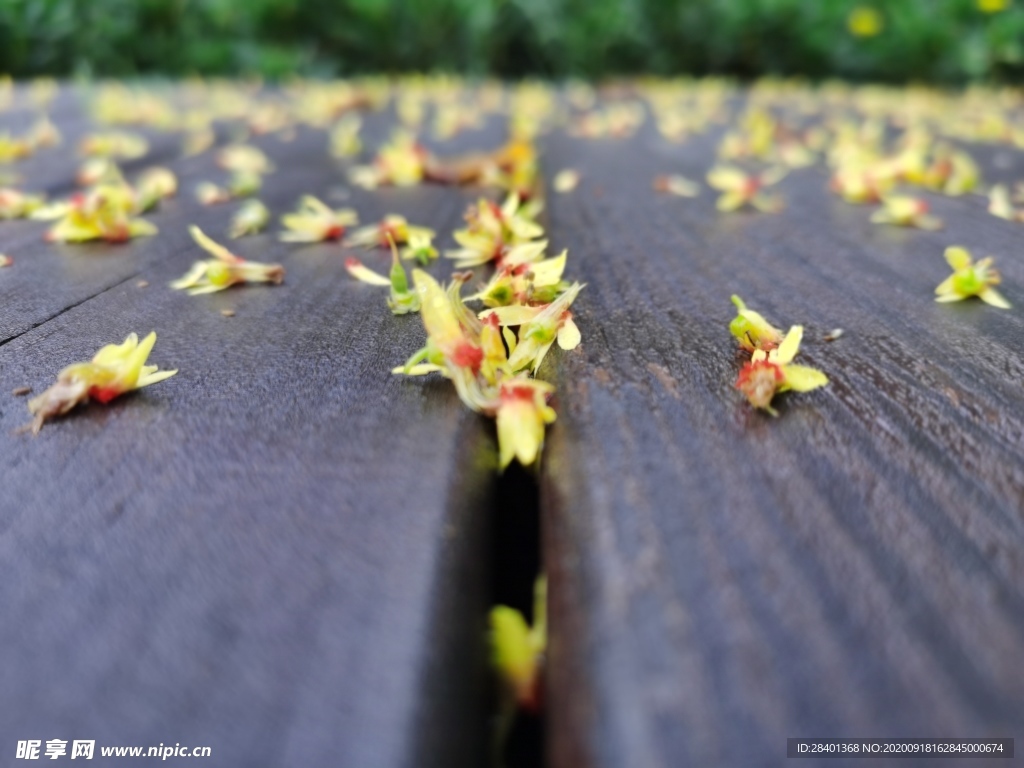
<box><xmin>79</xmin><ymin>131</ymin><xmax>148</xmax><ymax>159</ymax></box>
<box><xmin>400</xmin><ymin>232</ymin><xmax>439</xmax><ymax>265</ymax></box>
<box><xmin>280</xmin><ymin>195</ymin><xmax>358</xmax><ymax>242</ymax></box>
<box><xmin>735</xmin><ymin>325</ymin><xmax>828</xmax><ymax>416</ymax></box>
<box><xmin>707</xmin><ymin>165</ymin><xmax>785</xmax><ymax>212</ymax></box>
<box><xmin>216</xmin><ymin>144</ymin><xmax>274</xmax><ymax>175</ymax></box>
<box><xmin>229</xmin><ymin>199</ymin><xmax>270</xmax><ymax>238</ymax></box>
<box><xmin>0</xmin><ymin>188</ymin><xmax>45</xmax><ymax>219</ymax></box>
<box><xmin>25</xmin><ymin>332</ymin><xmax>177</xmax><ymax>434</ymax></box>
<box><xmin>934</xmin><ymin>246</ymin><xmax>1010</xmax><ymax>308</ymax></box>
<box><xmin>344</xmin><ymin>214</ymin><xmax>435</xmax><ymax>250</ymax></box>
<box><xmin>46</xmin><ymin>184</ymin><xmax>157</xmax><ymax>243</ymax></box>
<box><xmin>172</xmin><ymin>225</ymin><xmax>284</xmax><ymax>295</ymax></box>
<box><xmin>135</xmin><ymin>167</ymin><xmax>177</xmax><ymax>211</ymax></box>
<box><xmin>446</xmin><ymin>193</ymin><xmax>545</xmax><ymax>268</ymax></box>
<box><xmin>653</xmin><ymin>174</ymin><xmax>700</xmax><ymax>197</ymax></box>
<box><xmin>870</xmin><ymin>196</ymin><xmax>943</xmax><ymax>230</ymax></box>
<box><xmin>195</xmin><ymin>182</ymin><xmax>232</xmax><ymax>206</ymax></box>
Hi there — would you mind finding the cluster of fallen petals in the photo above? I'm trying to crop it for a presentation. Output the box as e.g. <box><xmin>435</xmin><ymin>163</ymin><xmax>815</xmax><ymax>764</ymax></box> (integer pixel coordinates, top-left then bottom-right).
<box><xmin>348</xmin><ymin>185</ymin><xmax>586</xmax><ymax>469</ymax></box>
<box><xmin>730</xmin><ymin>296</ymin><xmax>828</xmax><ymax>415</ymax></box>
<box><xmin>42</xmin><ymin>163</ymin><xmax>175</xmax><ymax>243</ymax></box>
<box><xmin>446</xmin><ymin>193</ymin><xmax>545</xmax><ymax>269</ymax></box>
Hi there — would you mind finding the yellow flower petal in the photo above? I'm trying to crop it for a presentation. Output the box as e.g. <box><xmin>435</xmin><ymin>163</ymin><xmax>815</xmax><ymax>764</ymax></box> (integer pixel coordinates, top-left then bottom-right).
<box><xmin>782</xmin><ymin>365</ymin><xmax>829</xmax><ymax>393</ymax></box>
<box><xmin>774</xmin><ymin>325</ymin><xmax>804</xmax><ymax>366</ymax></box>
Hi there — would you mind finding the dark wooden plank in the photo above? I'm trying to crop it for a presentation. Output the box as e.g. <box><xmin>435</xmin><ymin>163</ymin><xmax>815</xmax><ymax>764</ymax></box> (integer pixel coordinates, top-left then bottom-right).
<box><xmin>0</xmin><ymin>94</ymin><xmax>497</xmax><ymax>766</ymax></box>
<box><xmin>540</xmin><ymin>111</ymin><xmax>1024</xmax><ymax>767</ymax></box>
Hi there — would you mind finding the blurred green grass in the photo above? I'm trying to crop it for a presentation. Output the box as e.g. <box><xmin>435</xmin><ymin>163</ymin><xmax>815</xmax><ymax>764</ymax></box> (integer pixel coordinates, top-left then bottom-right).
<box><xmin>0</xmin><ymin>0</ymin><xmax>1022</xmax><ymax>82</ymax></box>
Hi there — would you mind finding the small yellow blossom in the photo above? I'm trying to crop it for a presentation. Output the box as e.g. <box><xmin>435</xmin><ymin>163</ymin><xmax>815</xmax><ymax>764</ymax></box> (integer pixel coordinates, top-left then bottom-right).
<box><xmin>79</xmin><ymin>131</ymin><xmax>148</xmax><ymax>159</ymax></box>
<box><xmin>77</xmin><ymin>158</ymin><xmax>117</xmax><ymax>187</ymax></box>
<box><xmin>329</xmin><ymin>115</ymin><xmax>362</xmax><ymax>158</ymax></box>
<box><xmin>228</xmin><ymin>171</ymin><xmax>262</xmax><ymax>198</ymax></box>
<box><xmin>400</xmin><ymin>232</ymin><xmax>439</xmax><ymax>266</ymax></box>
<box><xmin>0</xmin><ymin>188</ymin><xmax>45</xmax><ymax>219</ymax></box>
<box><xmin>135</xmin><ymin>167</ymin><xmax>177</xmax><ymax>212</ymax></box>
<box><xmin>0</xmin><ymin>132</ymin><xmax>33</xmax><ymax>163</ymax></box>
<box><xmin>830</xmin><ymin>164</ymin><xmax>890</xmax><ymax>204</ymax></box>
<box><xmin>344</xmin><ymin>215</ymin><xmax>435</xmax><ymax>250</ymax></box>
<box><xmin>172</xmin><ymin>226</ymin><xmax>284</xmax><ymax>295</ymax></box>
<box><xmin>280</xmin><ymin>196</ymin><xmax>358</xmax><ymax>242</ymax></box>
<box><xmin>350</xmin><ymin>130</ymin><xmax>427</xmax><ymax>188</ymax></box>
<box><xmin>182</xmin><ymin>127</ymin><xmax>215</xmax><ymax>157</ymax></box>
<box><xmin>216</xmin><ymin>144</ymin><xmax>274</xmax><ymax>175</ymax></box>
<box><xmin>934</xmin><ymin>246</ymin><xmax>1010</xmax><ymax>308</ymax></box>
<box><xmin>653</xmin><ymin>174</ymin><xmax>700</xmax><ymax>197</ymax></box>
<box><xmin>848</xmin><ymin>6</ymin><xmax>883</xmax><ymax>37</ymax></box>
<box><xmin>26</xmin><ymin>332</ymin><xmax>177</xmax><ymax>434</ymax></box>
<box><xmin>195</xmin><ymin>182</ymin><xmax>232</xmax><ymax>206</ymax></box>
<box><xmin>229</xmin><ymin>199</ymin><xmax>270</xmax><ymax>238</ymax></box>
<box><xmin>729</xmin><ymin>295</ymin><xmax>783</xmax><ymax>352</ymax></box>
<box><xmin>0</xmin><ymin>254</ymin><xmax>11</xmax><ymax>267</ymax></box>
<box><xmin>707</xmin><ymin>165</ymin><xmax>786</xmax><ymax>212</ymax></box>
<box><xmin>870</xmin><ymin>196</ymin><xmax>943</xmax><ymax>230</ymax></box>
<box><xmin>46</xmin><ymin>184</ymin><xmax>157</xmax><ymax>243</ymax></box>
<box><xmin>735</xmin><ymin>326</ymin><xmax>828</xmax><ymax>416</ymax></box>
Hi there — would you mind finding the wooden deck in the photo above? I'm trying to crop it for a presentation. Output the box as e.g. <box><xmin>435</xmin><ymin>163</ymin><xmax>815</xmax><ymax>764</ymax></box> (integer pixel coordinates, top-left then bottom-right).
<box><xmin>0</xmin><ymin>84</ymin><xmax>1021</xmax><ymax>767</ymax></box>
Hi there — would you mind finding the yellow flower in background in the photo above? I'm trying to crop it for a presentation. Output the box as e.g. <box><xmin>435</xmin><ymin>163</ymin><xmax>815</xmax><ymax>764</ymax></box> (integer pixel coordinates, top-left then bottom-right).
<box><xmin>870</xmin><ymin>195</ymin><xmax>943</xmax><ymax>230</ymax></box>
<box><xmin>0</xmin><ymin>188</ymin><xmax>45</xmax><ymax>219</ymax></box>
<box><xmin>935</xmin><ymin>246</ymin><xmax>1010</xmax><ymax>308</ymax></box>
<box><xmin>344</xmin><ymin>214</ymin><xmax>435</xmax><ymax>250</ymax></box>
<box><xmin>978</xmin><ymin>0</ymin><xmax>1010</xmax><ymax>12</ymax></box>
<box><xmin>46</xmin><ymin>183</ymin><xmax>157</xmax><ymax>243</ymax></box>
<box><xmin>706</xmin><ymin>165</ymin><xmax>786</xmax><ymax>213</ymax></box>
<box><xmin>848</xmin><ymin>6</ymin><xmax>883</xmax><ymax>37</ymax></box>
<box><xmin>279</xmin><ymin>195</ymin><xmax>358</xmax><ymax>242</ymax></box>
<box><xmin>229</xmin><ymin>199</ymin><xmax>271</xmax><ymax>238</ymax></box>
<box><xmin>26</xmin><ymin>332</ymin><xmax>177</xmax><ymax>434</ymax></box>
<box><xmin>172</xmin><ymin>226</ymin><xmax>284</xmax><ymax>295</ymax></box>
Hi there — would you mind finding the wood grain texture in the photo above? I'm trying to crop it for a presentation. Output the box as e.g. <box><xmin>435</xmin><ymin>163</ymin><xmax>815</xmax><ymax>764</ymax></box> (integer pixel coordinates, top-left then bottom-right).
<box><xmin>0</xmin><ymin>94</ymin><xmax>497</xmax><ymax>767</ymax></box>
<box><xmin>540</xmin><ymin>117</ymin><xmax>1024</xmax><ymax>767</ymax></box>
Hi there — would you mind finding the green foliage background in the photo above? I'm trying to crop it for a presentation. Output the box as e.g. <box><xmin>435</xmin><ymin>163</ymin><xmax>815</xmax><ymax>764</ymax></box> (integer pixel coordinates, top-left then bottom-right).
<box><xmin>0</xmin><ymin>0</ymin><xmax>1022</xmax><ymax>81</ymax></box>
